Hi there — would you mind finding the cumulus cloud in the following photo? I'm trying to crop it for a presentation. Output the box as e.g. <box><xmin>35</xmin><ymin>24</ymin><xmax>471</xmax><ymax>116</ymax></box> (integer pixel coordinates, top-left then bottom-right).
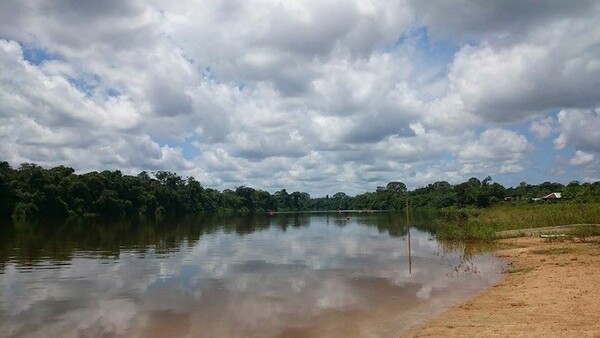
<box><xmin>529</xmin><ymin>117</ymin><xmax>555</xmax><ymax>140</ymax></box>
<box><xmin>0</xmin><ymin>40</ymin><xmax>193</xmax><ymax>172</ymax></box>
<box><xmin>570</xmin><ymin>150</ymin><xmax>595</xmax><ymax>166</ymax></box>
<box><xmin>441</xmin><ymin>1</ymin><xmax>600</xmax><ymax>122</ymax></box>
<box><xmin>1</xmin><ymin>0</ymin><xmax>600</xmax><ymax>194</ymax></box>
<box><xmin>411</xmin><ymin>0</ymin><xmax>598</xmax><ymax>42</ymax></box>
<box><xmin>448</xmin><ymin>36</ymin><xmax>600</xmax><ymax>121</ymax></box>
<box><xmin>454</xmin><ymin>129</ymin><xmax>533</xmax><ymax>177</ymax></box>
<box><xmin>458</xmin><ymin>128</ymin><xmax>533</xmax><ymax>161</ymax></box>
<box><xmin>555</xmin><ymin>109</ymin><xmax>600</xmax><ymax>152</ymax></box>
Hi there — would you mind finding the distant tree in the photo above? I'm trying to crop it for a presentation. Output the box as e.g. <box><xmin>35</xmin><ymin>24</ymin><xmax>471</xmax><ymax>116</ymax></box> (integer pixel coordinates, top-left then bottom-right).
<box><xmin>0</xmin><ymin>162</ymin><xmax>15</xmax><ymax>217</ymax></box>
<box><xmin>274</xmin><ymin>189</ymin><xmax>291</xmax><ymax>211</ymax></box>
<box><xmin>386</xmin><ymin>181</ymin><xmax>407</xmax><ymax>193</ymax></box>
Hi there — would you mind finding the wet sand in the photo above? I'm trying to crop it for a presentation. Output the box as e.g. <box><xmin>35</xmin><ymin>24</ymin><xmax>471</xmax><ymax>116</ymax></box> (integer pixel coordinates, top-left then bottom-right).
<box><xmin>405</xmin><ymin>236</ymin><xmax>600</xmax><ymax>337</ymax></box>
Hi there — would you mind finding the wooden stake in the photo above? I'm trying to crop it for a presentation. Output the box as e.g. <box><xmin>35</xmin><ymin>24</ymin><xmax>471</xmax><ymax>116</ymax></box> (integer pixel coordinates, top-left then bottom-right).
<box><xmin>407</xmin><ymin>198</ymin><xmax>412</xmax><ymax>274</ymax></box>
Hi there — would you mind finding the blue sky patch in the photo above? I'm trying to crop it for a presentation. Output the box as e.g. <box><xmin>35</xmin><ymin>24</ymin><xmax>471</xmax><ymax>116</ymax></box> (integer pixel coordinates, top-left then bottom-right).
<box><xmin>21</xmin><ymin>44</ymin><xmax>62</xmax><ymax>65</ymax></box>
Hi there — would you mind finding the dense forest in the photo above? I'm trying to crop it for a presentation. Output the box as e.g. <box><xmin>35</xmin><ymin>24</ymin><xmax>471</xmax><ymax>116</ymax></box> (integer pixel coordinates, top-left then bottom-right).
<box><xmin>1</xmin><ymin>161</ymin><xmax>599</xmax><ymax>219</ymax></box>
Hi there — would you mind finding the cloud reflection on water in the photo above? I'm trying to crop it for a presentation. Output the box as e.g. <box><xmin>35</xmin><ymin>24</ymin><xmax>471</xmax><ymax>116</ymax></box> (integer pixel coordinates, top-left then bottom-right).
<box><xmin>0</xmin><ymin>214</ymin><xmax>504</xmax><ymax>337</ymax></box>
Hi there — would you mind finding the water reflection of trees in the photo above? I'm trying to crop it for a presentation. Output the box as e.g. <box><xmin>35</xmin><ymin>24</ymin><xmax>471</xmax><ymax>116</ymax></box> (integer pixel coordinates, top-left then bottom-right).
<box><xmin>273</xmin><ymin>213</ymin><xmax>311</xmax><ymax>231</ymax></box>
<box><xmin>0</xmin><ymin>212</ymin><xmax>437</xmax><ymax>270</ymax></box>
<box><xmin>353</xmin><ymin>211</ymin><xmax>439</xmax><ymax>237</ymax></box>
<box><xmin>0</xmin><ymin>214</ymin><xmax>311</xmax><ymax>270</ymax></box>
<box><xmin>436</xmin><ymin>241</ymin><xmax>498</xmax><ymax>275</ymax></box>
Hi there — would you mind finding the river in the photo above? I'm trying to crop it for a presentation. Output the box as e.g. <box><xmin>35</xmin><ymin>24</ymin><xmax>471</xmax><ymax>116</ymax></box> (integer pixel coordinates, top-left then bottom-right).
<box><xmin>0</xmin><ymin>212</ymin><xmax>504</xmax><ymax>337</ymax></box>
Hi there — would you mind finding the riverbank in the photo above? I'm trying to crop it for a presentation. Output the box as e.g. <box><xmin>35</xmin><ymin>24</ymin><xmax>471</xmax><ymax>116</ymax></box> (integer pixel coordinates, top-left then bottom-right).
<box><xmin>405</xmin><ymin>235</ymin><xmax>600</xmax><ymax>337</ymax></box>
<box><xmin>436</xmin><ymin>204</ymin><xmax>600</xmax><ymax>241</ymax></box>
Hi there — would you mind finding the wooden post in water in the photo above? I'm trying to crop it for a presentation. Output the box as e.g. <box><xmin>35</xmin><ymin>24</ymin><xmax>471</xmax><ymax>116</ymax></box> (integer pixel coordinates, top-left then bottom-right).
<box><xmin>406</xmin><ymin>198</ymin><xmax>412</xmax><ymax>274</ymax></box>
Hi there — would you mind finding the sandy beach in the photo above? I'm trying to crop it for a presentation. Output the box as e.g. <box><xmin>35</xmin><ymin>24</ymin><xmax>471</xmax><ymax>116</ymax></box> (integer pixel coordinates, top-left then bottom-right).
<box><xmin>405</xmin><ymin>235</ymin><xmax>600</xmax><ymax>337</ymax></box>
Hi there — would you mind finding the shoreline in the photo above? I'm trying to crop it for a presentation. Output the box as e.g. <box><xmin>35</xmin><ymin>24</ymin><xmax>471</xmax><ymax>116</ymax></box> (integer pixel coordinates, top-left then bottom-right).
<box><xmin>496</xmin><ymin>223</ymin><xmax>600</xmax><ymax>238</ymax></box>
<box><xmin>404</xmin><ymin>235</ymin><xmax>600</xmax><ymax>337</ymax></box>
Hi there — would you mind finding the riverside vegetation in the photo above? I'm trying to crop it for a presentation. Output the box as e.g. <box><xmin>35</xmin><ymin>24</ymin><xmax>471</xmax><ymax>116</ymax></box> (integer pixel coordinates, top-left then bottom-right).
<box><xmin>436</xmin><ymin>204</ymin><xmax>600</xmax><ymax>241</ymax></box>
<box><xmin>1</xmin><ymin>161</ymin><xmax>599</xmax><ymax>240</ymax></box>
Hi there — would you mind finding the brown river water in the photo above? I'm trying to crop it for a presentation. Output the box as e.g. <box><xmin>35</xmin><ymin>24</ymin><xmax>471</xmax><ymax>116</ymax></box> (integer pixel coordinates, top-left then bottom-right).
<box><xmin>0</xmin><ymin>213</ymin><xmax>504</xmax><ymax>337</ymax></box>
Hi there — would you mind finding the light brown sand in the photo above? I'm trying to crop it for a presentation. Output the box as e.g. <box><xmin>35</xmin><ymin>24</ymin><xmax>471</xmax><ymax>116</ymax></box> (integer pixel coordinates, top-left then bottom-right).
<box><xmin>405</xmin><ymin>236</ymin><xmax>600</xmax><ymax>337</ymax></box>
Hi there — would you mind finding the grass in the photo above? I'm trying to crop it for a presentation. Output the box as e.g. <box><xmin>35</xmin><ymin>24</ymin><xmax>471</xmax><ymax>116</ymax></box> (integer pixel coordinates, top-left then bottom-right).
<box><xmin>531</xmin><ymin>247</ymin><xmax>574</xmax><ymax>255</ymax></box>
<box><xmin>436</xmin><ymin>221</ymin><xmax>497</xmax><ymax>241</ymax></box>
<box><xmin>435</xmin><ymin>203</ymin><xmax>600</xmax><ymax>241</ymax></box>
<box><xmin>567</xmin><ymin>224</ymin><xmax>600</xmax><ymax>239</ymax></box>
<box><xmin>464</xmin><ymin>203</ymin><xmax>600</xmax><ymax>231</ymax></box>
<box><xmin>506</xmin><ymin>267</ymin><xmax>534</xmax><ymax>274</ymax></box>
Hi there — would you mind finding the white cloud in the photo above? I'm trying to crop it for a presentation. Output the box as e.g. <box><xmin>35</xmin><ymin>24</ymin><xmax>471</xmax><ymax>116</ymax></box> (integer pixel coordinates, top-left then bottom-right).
<box><xmin>529</xmin><ymin>117</ymin><xmax>555</xmax><ymax>140</ymax></box>
<box><xmin>570</xmin><ymin>150</ymin><xmax>595</xmax><ymax>166</ymax></box>
<box><xmin>1</xmin><ymin>0</ymin><xmax>600</xmax><ymax>194</ymax></box>
<box><xmin>499</xmin><ymin>164</ymin><xmax>525</xmax><ymax>174</ymax></box>
<box><xmin>458</xmin><ymin>128</ymin><xmax>533</xmax><ymax>161</ymax></box>
<box><xmin>446</xmin><ymin>8</ymin><xmax>600</xmax><ymax>122</ymax></box>
<box><xmin>555</xmin><ymin>109</ymin><xmax>600</xmax><ymax>153</ymax></box>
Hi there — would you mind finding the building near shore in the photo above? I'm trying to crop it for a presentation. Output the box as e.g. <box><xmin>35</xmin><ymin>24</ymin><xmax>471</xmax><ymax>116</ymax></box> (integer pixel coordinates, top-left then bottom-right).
<box><xmin>541</xmin><ymin>192</ymin><xmax>562</xmax><ymax>200</ymax></box>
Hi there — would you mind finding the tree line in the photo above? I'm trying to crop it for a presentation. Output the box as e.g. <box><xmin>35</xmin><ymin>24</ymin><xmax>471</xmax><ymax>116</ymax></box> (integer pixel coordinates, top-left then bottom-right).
<box><xmin>1</xmin><ymin>161</ymin><xmax>599</xmax><ymax>219</ymax></box>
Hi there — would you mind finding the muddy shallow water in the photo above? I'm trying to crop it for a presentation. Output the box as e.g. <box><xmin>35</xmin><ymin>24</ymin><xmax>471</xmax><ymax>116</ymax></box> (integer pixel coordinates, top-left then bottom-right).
<box><xmin>0</xmin><ymin>213</ymin><xmax>505</xmax><ymax>337</ymax></box>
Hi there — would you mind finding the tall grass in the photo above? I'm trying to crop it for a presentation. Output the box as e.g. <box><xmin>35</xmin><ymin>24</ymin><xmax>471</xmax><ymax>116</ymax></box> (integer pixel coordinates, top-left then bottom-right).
<box><xmin>436</xmin><ymin>202</ymin><xmax>600</xmax><ymax>241</ymax></box>
<box><xmin>436</xmin><ymin>221</ymin><xmax>497</xmax><ymax>241</ymax></box>
<box><xmin>567</xmin><ymin>224</ymin><xmax>600</xmax><ymax>240</ymax></box>
<box><xmin>472</xmin><ymin>203</ymin><xmax>600</xmax><ymax>231</ymax></box>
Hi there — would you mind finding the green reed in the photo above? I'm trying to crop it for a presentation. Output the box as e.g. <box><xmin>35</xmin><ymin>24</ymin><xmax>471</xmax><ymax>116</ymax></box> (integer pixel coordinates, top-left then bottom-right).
<box><xmin>436</xmin><ymin>202</ymin><xmax>600</xmax><ymax>241</ymax></box>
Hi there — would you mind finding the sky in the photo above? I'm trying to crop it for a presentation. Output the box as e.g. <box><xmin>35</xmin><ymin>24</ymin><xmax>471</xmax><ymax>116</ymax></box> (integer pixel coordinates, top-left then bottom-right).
<box><xmin>1</xmin><ymin>0</ymin><xmax>600</xmax><ymax>196</ymax></box>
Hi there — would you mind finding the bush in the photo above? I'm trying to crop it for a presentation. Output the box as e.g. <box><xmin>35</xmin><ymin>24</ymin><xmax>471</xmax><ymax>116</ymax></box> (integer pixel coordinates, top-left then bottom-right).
<box><xmin>439</xmin><ymin>207</ymin><xmax>469</xmax><ymax>223</ymax></box>
<box><xmin>12</xmin><ymin>202</ymin><xmax>38</xmax><ymax>219</ymax></box>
